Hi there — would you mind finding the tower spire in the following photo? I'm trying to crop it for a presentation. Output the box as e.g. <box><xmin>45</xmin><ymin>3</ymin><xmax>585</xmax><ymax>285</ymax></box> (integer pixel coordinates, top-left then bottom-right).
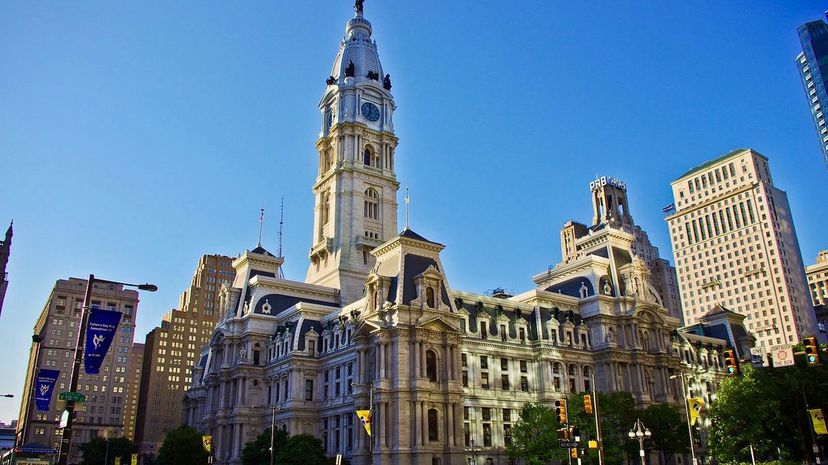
<box><xmin>355</xmin><ymin>0</ymin><xmax>364</xmax><ymax>17</ymax></box>
<box><xmin>278</xmin><ymin>197</ymin><xmax>285</xmax><ymax>258</ymax></box>
<box><xmin>257</xmin><ymin>207</ymin><xmax>264</xmax><ymax>247</ymax></box>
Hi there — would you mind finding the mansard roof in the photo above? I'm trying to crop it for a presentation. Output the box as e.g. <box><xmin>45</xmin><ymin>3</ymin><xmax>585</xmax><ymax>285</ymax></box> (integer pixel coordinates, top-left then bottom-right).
<box><xmin>399</xmin><ymin>227</ymin><xmax>443</xmax><ymax>246</ymax></box>
<box><xmin>253</xmin><ymin>292</ymin><xmax>338</xmax><ymax>316</ymax></box>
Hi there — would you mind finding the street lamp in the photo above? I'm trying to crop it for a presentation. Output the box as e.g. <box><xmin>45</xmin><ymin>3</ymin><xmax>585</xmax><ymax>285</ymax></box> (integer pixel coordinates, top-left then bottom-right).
<box><xmin>56</xmin><ymin>274</ymin><xmax>156</xmax><ymax>465</ymax></box>
<box><xmin>671</xmin><ymin>372</ymin><xmax>698</xmax><ymax>465</ymax></box>
<box><xmin>628</xmin><ymin>418</ymin><xmax>651</xmax><ymax>465</ymax></box>
<box><xmin>270</xmin><ymin>404</ymin><xmax>280</xmax><ymax>465</ymax></box>
<box><xmin>465</xmin><ymin>438</ymin><xmax>482</xmax><ymax>465</ymax></box>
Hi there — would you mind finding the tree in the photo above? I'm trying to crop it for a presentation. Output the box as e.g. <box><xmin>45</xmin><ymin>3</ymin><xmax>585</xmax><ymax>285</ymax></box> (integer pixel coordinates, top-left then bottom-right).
<box><xmin>506</xmin><ymin>402</ymin><xmax>566</xmax><ymax>465</ymax></box>
<box><xmin>274</xmin><ymin>434</ymin><xmax>327</xmax><ymax>465</ymax></box>
<box><xmin>158</xmin><ymin>425</ymin><xmax>209</xmax><ymax>465</ymax></box>
<box><xmin>241</xmin><ymin>427</ymin><xmax>289</xmax><ymax>465</ymax></box>
<box><xmin>78</xmin><ymin>436</ymin><xmax>135</xmax><ymax>465</ymax></box>
<box><xmin>640</xmin><ymin>403</ymin><xmax>687</xmax><ymax>464</ymax></box>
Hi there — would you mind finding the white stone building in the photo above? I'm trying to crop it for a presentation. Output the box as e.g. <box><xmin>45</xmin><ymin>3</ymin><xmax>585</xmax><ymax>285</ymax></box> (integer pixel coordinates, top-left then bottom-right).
<box><xmin>182</xmin><ymin>4</ymin><xmax>734</xmax><ymax>465</ymax></box>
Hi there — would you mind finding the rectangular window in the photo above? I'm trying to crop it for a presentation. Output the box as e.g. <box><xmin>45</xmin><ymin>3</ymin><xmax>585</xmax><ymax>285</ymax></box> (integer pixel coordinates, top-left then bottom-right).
<box><xmin>480</xmin><ymin>322</ymin><xmax>488</xmax><ymax>339</ymax></box>
<box><xmin>305</xmin><ymin>380</ymin><xmax>314</xmax><ymax>401</ymax></box>
<box><xmin>482</xmin><ymin>407</ymin><xmax>491</xmax><ymax>421</ymax></box>
<box><xmin>461</xmin><ymin>353</ymin><xmax>467</xmax><ymax>367</ymax></box>
<box><xmin>519</xmin><ymin>360</ymin><xmax>527</xmax><ymax>373</ymax></box>
<box><xmin>480</xmin><ymin>356</ymin><xmax>488</xmax><ymax>369</ymax></box>
<box><xmin>501</xmin><ymin>374</ymin><xmax>509</xmax><ymax>390</ymax></box>
<box><xmin>481</xmin><ymin>373</ymin><xmax>489</xmax><ymax>389</ymax></box>
<box><xmin>500</xmin><ymin>358</ymin><xmax>508</xmax><ymax>370</ymax></box>
<box><xmin>520</xmin><ymin>376</ymin><xmax>529</xmax><ymax>392</ymax></box>
<box><xmin>503</xmin><ymin>409</ymin><xmax>511</xmax><ymax>422</ymax></box>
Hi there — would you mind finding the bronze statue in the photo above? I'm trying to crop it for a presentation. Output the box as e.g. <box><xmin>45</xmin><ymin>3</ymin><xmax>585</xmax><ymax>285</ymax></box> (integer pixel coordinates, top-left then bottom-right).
<box><xmin>355</xmin><ymin>0</ymin><xmax>364</xmax><ymax>16</ymax></box>
<box><xmin>345</xmin><ymin>60</ymin><xmax>355</xmax><ymax>77</ymax></box>
<box><xmin>383</xmin><ymin>73</ymin><xmax>392</xmax><ymax>90</ymax></box>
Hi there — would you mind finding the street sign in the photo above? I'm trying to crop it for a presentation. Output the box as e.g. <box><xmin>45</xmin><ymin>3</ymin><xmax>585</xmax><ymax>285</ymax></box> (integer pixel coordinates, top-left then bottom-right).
<box><xmin>771</xmin><ymin>344</ymin><xmax>795</xmax><ymax>367</ymax></box>
<box><xmin>58</xmin><ymin>392</ymin><xmax>86</xmax><ymax>402</ymax></box>
<box><xmin>750</xmin><ymin>347</ymin><xmax>768</xmax><ymax>368</ymax></box>
<box><xmin>559</xmin><ymin>441</ymin><xmax>579</xmax><ymax>448</ymax></box>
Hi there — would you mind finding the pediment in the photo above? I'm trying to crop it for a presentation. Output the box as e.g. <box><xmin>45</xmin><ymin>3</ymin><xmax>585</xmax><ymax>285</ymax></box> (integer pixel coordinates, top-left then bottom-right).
<box><xmin>417</xmin><ymin>315</ymin><xmax>460</xmax><ymax>333</ymax></box>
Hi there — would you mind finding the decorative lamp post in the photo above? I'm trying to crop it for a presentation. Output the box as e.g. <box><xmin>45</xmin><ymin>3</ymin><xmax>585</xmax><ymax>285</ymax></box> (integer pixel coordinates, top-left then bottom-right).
<box><xmin>270</xmin><ymin>404</ymin><xmax>280</xmax><ymax>465</ymax></box>
<box><xmin>628</xmin><ymin>418</ymin><xmax>651</xmax><ymax>465</ymax></box>
<box><xmin>56</xmin><ymin>274</ymin><xmax>156</xmax><ymax>465</ymax></box>
<box><xmin>465</xmin><ymin>439</ymin><xmax>482</xmax><ymax>465</ymax></box>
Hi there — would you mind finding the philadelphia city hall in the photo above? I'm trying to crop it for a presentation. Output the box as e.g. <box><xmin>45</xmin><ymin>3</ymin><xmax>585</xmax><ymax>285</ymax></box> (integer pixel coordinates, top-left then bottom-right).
<box><xmin>183</xmin><ymin>3</ymin><xmax>742</xmax><ymax>465</ymax></box>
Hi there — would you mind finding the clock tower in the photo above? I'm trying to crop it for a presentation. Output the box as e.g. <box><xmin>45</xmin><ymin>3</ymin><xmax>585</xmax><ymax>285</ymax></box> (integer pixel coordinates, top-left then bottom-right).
<box><xmin>306</xmin><ymin>2</ymin><xmax>400</xmax><ymax>305</ymax></box>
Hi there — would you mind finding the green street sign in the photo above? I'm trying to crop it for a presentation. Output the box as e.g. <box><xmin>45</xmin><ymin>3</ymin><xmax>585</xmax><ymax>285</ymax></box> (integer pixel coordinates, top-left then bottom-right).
<box><xmin>58</xmin><ymin>392</ymin><xmax>86</xmax><ymax>402</ymax></box>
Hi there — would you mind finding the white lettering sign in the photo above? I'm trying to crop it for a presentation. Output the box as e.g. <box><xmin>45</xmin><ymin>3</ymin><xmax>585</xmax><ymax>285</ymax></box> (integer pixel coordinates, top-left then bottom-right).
<box><xmin>771</xmin><ymin>344</ymin><xmax>795</xmax><ymax>367</ymax></box>
<box><xmin>589</xmin><ymin>176</ymin><xmax>626</xmax><ymax>192</ymax></box>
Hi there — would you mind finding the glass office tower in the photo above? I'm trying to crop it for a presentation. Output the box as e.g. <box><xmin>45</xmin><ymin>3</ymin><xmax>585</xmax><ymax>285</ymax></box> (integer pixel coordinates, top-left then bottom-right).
<box><xmin>796</xmin><ymin>13</ymin><xmax>828</xmax><ymax>169</ymax></box>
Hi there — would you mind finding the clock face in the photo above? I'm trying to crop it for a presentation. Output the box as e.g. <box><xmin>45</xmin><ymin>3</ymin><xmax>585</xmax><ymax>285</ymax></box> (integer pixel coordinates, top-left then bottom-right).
<box><xmin>361</xmin><ymin>102</ymin><xmax>380</xmax><ymax>122</ymax></box>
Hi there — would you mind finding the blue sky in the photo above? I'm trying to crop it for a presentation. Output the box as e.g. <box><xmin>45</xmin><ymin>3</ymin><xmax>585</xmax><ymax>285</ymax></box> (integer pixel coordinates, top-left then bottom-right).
<box><xmin>1</xmin><ymin>1</ymin><xmax>826</xmax><ymax>421</ymax></box>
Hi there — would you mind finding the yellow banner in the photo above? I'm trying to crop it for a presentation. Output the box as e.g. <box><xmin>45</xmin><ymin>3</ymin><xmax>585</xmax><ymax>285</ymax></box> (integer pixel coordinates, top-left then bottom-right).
<box><xmin>688</xmin><ymin>398</ymin><xmax>704</xmax><ymax>426</ymax></box>
<box><xmin>114</xmin><ymin>458</ymin><xmax>121</xmax><ymax>465</ymax></box>
<box><xmin>131</xmin><ymin>453</ymin><xmax>138</xmax><ymax>465</ymax></box>
<box><xmin>202</xmin><ymin>435</ymin><xmax>213</xmax><ymax>454</ymax></box>
<box><xmin>810</xmin><ymin>409</ymin><xmax>827</xmax><ymax>435</ymax></box>
<box><xmin>356</xmin><ymin>409</ymin><xmax>372</xmax><ymax>436</ymax></box>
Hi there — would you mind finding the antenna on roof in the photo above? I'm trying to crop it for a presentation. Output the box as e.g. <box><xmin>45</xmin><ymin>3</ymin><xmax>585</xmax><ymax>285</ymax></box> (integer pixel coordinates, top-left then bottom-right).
<box><xmin>257</xmin><ymin>206</ymin><xmax>265</xmax><ymax>248</ymax></box>
<box><xmin>405</xmin><ymin>187</ymin><xmax>410</xmax><ymax>230</ymax></box>
<box><xmin>278</xmin><ymin>196</ymin><xmax>285</xmax><ymax>279</ymax></box>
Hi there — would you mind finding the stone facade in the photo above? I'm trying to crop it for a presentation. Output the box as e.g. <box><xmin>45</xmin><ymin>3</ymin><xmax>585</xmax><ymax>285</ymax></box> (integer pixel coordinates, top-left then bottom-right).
<box><xmin>182</xmin><ymin>6</ymin><xmax>732</xmax><ymax>465</ymax></box>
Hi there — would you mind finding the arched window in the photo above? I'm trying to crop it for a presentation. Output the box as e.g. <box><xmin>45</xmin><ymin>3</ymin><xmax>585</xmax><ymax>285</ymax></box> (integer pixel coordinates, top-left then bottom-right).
<box><xmin>426</xmin><ymin>350</ymin><xmax>437</xmax><ymax>382</ymax></box>
<box><xmin>324</xmin><ymin>149</ymin><xmax>333</xmax><ymax>172</ymax></box>
<box><xmin>364</xmin><ymin>147</ymin><xmax>372</xmax><ymax>165</ymax></box>
<box><xmin>253</xmin><ymin>343</ymin><xmax>261</xmax><ymax>366</ymax></box>
<box><xmin>322</xmin><ymin>192</ymin><xmax>330</xmax><ymax>225</ymax></box>
<box><xmin>426</xmin><ymin>287</ymin><xmax>435</xmax><ymax>308</ymax></box>
<box><xmin>428</xmin><ymin>408</ymin><xmax>438</xmax><ymax>441</ymax></box>
<box><xmin>364</xmin><ymin>188</ymin><xmax>379</xmax><ymax>220</ymax></box>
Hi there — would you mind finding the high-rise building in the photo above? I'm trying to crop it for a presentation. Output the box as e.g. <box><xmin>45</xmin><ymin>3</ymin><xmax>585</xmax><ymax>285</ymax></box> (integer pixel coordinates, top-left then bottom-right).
<box><xmin>181</xmin><ymin>5</ymin><xmax>733</xmax><ymax>465</ymax></box>
<box><xmin>796</xmin><ymin>12</ymin><xmax>828</xmax><ymax>168</ymax></box>
<box><xmin>123</xmin><ymin>342</ymin><xmax>144</xmax><ymax>442</ymax></box>
<box><xmin>666</xmin><ymin>148</ymin><xmax>818</xmax><ymax>350</ymax></box>
<box><xmin>135</xmin><ymin>254</ymin><xmax>234</xmax><ymax>456</ymax></box>
<box><xmin>16</xmin><ymin>278</ymin><xmax>139</xmax><ymax>462</ymax></box>
<box><xmin>805</xmin><ymin>250</ymin><xmax>828</xmax><ymax>306</ymax></box>
<box><xmin>0</xmin><ymin>221</ymin><xmax>12</xmax><ymax>318</ymax></box>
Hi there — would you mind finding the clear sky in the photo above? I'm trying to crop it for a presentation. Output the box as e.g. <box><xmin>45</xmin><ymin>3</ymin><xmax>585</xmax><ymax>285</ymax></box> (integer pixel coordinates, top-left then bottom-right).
<box><xmin>1</xmin><ymin>1</ymin><xmax>826</xmax><ymax>422</ymax></box>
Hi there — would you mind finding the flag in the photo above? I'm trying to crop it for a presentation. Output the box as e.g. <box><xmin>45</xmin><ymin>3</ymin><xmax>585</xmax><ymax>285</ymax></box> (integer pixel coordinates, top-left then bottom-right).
<box><xmin>662</xmin><ymin>203</ymin><xmax>675</xmax><ymax>214</ymax></box>
<box><xmin>34</xmin><ymin>368</ymin><xmax>60</xmax><ymax>411</ymax></box>
<box><xmin>810</xmin><ymin>409</ymin><xmax>827</xmax><ymax>435</ymax></box>
<box><xmin>202</xmin><ymin>435</ymin><xmax>213</xmax><ymax>454</ymax></box>
<box><xmin>84</xmin><ymin>308</ymin><xmax>122</xmax><ymax>374</ymax></box>
<box><xmin>688</xmin><ymin>398</ymin><xmax>704</xmax><ymax>425</ymax></box>
<box><xmin>356</xmin><ymin>410</ymin><xmax>372</xmax><ymax>436</ymax></box>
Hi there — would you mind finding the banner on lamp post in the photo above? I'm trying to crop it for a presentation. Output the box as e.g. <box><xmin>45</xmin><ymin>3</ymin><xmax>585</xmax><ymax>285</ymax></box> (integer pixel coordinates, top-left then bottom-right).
<box><xmin>84</xmin><ymin>308</ymin><xmax>122</xmax><ymax>374</ymax></box>
<box><xmin>34</xmin><ymin>368</ymin><xmax>60</xmax><ymax>411</ymax></box>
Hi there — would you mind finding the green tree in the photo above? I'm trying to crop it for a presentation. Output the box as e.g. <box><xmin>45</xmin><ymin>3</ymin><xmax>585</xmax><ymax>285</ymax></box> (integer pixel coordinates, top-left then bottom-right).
<box><xmin>707</xmin><ymin>364</ymin><xmax>808</xmax><ymax>463</ymax></box>
<box><xmin>241</xmin><ymin>427</ymin><xmax>289</xmax><ymax>465</ymax></box>
<box><xmin>274</xmin><ymin>434</ymin><xmax>327</xmax><ymax>465</ymax></box>
<box><xmin>640</xmin><ymin>403</ymin><xmax>687</xmax><ymax>464</ymax></box>
<box><xmin>158</xmin><ymin>425</ymin><xmax>209</xmax><ymax>465</ymax></box>
<box><xmin>78</xmin><ymin>436</ymin><xmax>135</xmax><ymax>465</ymax></box>
<box><xmin>506</xmin><ymin>402</ymin><xmax>566</xmax><ymax>465</ymax></box>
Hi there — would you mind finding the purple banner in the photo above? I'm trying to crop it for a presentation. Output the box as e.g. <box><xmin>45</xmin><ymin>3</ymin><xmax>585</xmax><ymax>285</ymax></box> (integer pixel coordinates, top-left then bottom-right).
<box><xmin>34</xmin><ymin>369</ymin><xmax>60</xmax><ymax>411</ymax></box>
<box><xmin>84</xmin><ymin>308</ymin><xmax>122</xmax><ymax>374</ymax></box>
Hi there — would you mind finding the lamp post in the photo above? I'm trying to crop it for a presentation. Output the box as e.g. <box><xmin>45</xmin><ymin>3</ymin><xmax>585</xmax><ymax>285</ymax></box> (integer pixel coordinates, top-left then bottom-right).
<box><xmin>351</xmin><ymin>382</ymin><xmax>376</xmax><ymax>465</ymax></box>
<box><xmin>270</xmin><ymin>404</ymin><xmax>280</xmax><ymax>465</ymax></box>
<box><xmin>465</xmin><ymin>438</ymin><xmax>481</xmax><ymax>465</ymax></box>
<box><xmin>628</xmin><ymin>418</ymin><xmax>651</xmax><ymax>465</ymax></box>
<box><xmin>670</xmin><ymin>372</ymin><xmax>698</xmax><ymax>465</ymax></box>
<box><xmin>56</xmin><ymin>274</ymin><xmax>156</xmax><ymax>465</ymax></box>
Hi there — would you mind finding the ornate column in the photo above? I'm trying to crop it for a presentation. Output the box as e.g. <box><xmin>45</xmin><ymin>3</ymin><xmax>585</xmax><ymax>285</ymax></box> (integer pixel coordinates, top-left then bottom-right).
<box><xmin>413</xmin><ymin>341</ymin><xmax>420</xmax><ymax>378</ymax></box>
<box><xmin>415</xmin><ymin>399</ymin><xmax>423</xmax><ymax>445</ymax></box>
<box><xmin>447</xmin><ymin>402</ymin><xmax>455</xmax><ymax>446</ymax></box>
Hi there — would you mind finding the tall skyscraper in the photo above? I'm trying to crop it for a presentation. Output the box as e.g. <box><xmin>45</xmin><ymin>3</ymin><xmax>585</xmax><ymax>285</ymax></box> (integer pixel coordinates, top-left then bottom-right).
<box><xmin>666</xmin><ymin>148</ymin><xmax>818</xmax><ymax>350</ymax></box>
<box><xmin>123</xmin><ymin>342</ymin><xmax>144</xmax><ymax>442</ymax></box>
<box><xmin>16</xmin><ymin>278</ymin><xmax>140</xmax><ymax>462</ymax></box>
<box><xmin>135</xmin><ymin>254</ymin><xmax>234</xmax><ymax>456</ymax></box>
<box><xmin>796</xmin><ymin>13</ymin><xmax>828</xmax><ymax>168</ymax></box>
<box><xmin>0</xmin><ymin>221</ymin><xmax>12</xmax><ymax>318</ymax></box>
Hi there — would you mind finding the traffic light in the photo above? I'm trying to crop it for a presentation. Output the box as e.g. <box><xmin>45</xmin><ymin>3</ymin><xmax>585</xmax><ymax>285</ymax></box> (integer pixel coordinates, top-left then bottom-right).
<box><xmin>555</xmin><ymin>399</ymin><xmax>568</xmax><ymax>424</ymax></box>
<box><xmin>570</xmin><ymin>448</ymin><xmax>579</xmax><ymax>459</ymax></box>
<box><xmin>583</xmin><ymin>394</ymin><xmax>593</xmax><ymax>415</ymax></box>
<box><xmin>723</xmin><ymin>348</ymin><xmax>739</xmax><ymax>376</ymax></box>
<box><xmin>804</xmin><ymin>336</ymin><xmax>821</xmax><ymax>365</ymax></box>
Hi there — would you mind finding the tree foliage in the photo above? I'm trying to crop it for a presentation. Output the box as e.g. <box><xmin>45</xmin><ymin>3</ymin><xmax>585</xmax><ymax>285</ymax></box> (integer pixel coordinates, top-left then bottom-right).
<box><xmin>78</xmin><ymin>436</ymin><xmax>135</xmax><ymax>465</ymax></box>
<box><xmin>158</xmin><ymin>425</ymin><xmax>209</xmax><ymax>465</ymax></box>
<box><xmin>707</xmin><ymin>362</ymin><xmax>828</xmax><ymax>464</ymax></box>
<box><xmin>241</xmin><ymin>427</ymin><xmax>289</xmax><ymax>465</ymax></box>
<box><xmin>506</xmin><ymin>402</ymin><xmax>566</xmax><ymax>465</ymax></box>
<box><xmin>640</xmin><ymin>403</ymin><xmax>688</xmax><ymax>463</ymax></box>
<box><xmin>274</xmin><ymin>434</ymin><xmax>327</xmax><ymax>465</ymax></box>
